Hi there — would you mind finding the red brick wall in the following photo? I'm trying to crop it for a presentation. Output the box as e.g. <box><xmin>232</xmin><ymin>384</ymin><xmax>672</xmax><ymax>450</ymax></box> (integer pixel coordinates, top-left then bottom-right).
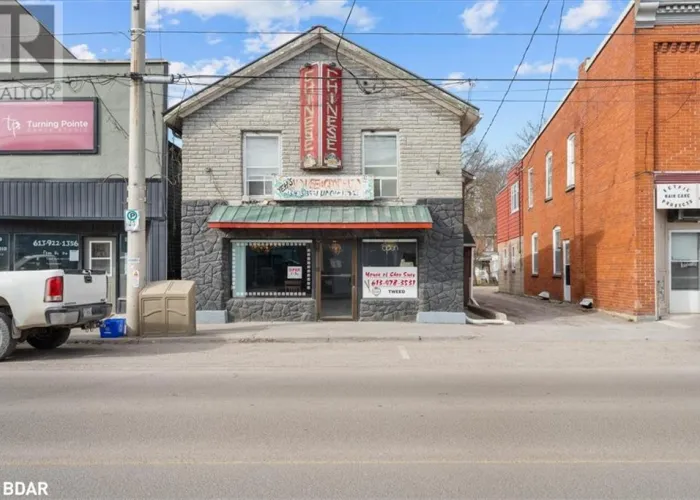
<box><xmin>522</xmin><ymin>10</ymin><xmax>639</xmax><ymax>312</ymax></box>
<box><xmin>518</xmin><ymin>9</ymin><xmax>700</xmax><ymax>317</ymax></box>
<box><xmin>496</xmin><ymin>165</ymin><xmax>522</xmax><ymax>244</ymax></box>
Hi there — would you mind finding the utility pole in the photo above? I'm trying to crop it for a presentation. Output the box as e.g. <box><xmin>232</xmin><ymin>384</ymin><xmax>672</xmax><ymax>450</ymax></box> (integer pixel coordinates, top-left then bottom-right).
<box><xmin>125</xmin><ymin>0</ymin><xmax>147</xmax><ymax>336</ymax></box>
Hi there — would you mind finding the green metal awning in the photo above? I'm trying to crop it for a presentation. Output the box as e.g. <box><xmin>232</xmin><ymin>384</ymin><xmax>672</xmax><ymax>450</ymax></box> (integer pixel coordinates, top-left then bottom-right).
<box><xmin>207</xmin><ymin>205</ymin><xmax>434</xmax><ymax>229</ymax></box>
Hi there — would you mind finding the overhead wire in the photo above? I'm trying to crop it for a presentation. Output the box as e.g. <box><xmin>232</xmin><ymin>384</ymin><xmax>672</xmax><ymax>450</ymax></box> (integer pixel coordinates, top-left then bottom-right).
<box><xmin>463</xmin><ymin>0</ymin><xmax>552</xmax><ymax>168</ymax></box>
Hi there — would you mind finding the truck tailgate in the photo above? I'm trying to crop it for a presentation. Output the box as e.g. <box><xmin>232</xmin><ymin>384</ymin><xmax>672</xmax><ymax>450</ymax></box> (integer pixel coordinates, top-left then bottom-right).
<box><xmin>63</xmin><ymin>270</ymin><xmax>108</xmax><ymax>305</ymax></box>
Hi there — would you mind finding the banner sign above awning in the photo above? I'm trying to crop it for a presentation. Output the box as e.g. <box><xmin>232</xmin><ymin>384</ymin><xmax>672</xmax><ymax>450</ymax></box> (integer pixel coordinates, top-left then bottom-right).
<box><xmin>299</xmin><ymin>62</ymin><xmax>342</xmax><ymax>170</ymax></box>
<box><xmin>273</xmin><ymin>175</ymin><xmax>373</xmax><ymax>201</ymax></box>
<box><xmin>656</xmin><ymin>184</ymin><xmax>700</xmax><ymax>209</ymax></box>
<box><xmin>0</xmin><ymin>99</ymin><xmax>98</xmax><ymax>154</ymax></box>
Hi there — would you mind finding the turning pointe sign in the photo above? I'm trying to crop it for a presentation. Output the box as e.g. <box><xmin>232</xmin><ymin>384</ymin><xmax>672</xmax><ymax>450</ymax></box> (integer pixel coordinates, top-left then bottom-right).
<box><xmin>0</xmin><ymin>99</ymin><xmax>97</xmax><ymax>154</ymax></box>
<box><xmin>300</xmin><ymin>62</ymin><xmax>343</xmax><ymax>170</ymax></box>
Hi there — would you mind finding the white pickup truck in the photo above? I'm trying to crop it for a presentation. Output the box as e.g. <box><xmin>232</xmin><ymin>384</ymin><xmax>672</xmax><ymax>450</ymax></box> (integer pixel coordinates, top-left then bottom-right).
<box><xmin>0</xmin><ymin>267</ymin><xmax>112</xmax><ymax>360</ymax></box>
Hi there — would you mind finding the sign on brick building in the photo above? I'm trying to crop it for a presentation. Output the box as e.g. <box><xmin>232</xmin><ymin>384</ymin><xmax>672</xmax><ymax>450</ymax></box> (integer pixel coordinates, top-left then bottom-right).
<box><xmin>656</xmin><ymin>184</ymin><xmax>700</xmax><ymax>209</ymax></box>
<box><xmin>300</xmin><ymin>62</ymin><xmax>342</xmax><ymax>170</ymax></box>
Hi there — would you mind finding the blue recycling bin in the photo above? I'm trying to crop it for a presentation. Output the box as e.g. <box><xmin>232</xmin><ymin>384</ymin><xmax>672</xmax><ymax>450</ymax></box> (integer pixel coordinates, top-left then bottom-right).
<box><xmin>99</xmin><ymin>317</ymin><xmax>126</xmax><ymax>338</ymax></box>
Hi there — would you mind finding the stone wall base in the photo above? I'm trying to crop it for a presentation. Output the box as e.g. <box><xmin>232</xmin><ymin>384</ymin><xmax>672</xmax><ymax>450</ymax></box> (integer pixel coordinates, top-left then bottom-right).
<box><xmin>359</xmin><ymin>300</ymin><xmax>418</xmax><ymax>321</ymax></box>
<box><xmin>227</xmin><ymin>298</ymin><xmax>316</xmax><ymax>322</ymax></box>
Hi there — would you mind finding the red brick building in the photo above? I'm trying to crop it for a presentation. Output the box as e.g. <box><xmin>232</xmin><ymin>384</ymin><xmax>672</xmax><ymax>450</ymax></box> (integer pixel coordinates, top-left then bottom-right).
<box><xmin>496</xmin><ymin>165</ymin><xmax>523</xmax><ymax>294</ymax></box>
<box><xmin>503</xmin><ymin>0</ymin><xmax>700</xmax><ymax>318</ymax></box>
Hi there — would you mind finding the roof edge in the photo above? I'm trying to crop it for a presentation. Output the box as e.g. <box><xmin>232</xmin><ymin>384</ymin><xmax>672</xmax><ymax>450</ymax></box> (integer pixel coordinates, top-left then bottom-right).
<box><xmin>165</xmin><ymin>25</ymin><xmax>479</xmax><ymax>130</ymax></box>
<box><xmin>517</xmin><ymin>1</ymin><xmax>634</xmax><ymax>164</ymax></box>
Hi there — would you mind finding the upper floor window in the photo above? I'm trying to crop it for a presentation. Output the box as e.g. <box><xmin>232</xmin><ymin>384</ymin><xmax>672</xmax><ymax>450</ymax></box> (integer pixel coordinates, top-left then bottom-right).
<box><xmin>545</xmin><ymin>152</ymin><xmax>553</xmax><ymax>200</ymax></box>
<box><xmin>531</xmin><ymin>233</ymin><xmax>539</xmax><ymax>275</ymax></box>
<box><xmin>363</xmin><ymin>132</ymin><xmax>398</xmax><ymax>198</ymax></box>
<box><xmin>510</xmin><ymin>181</ymin><xmax>520</xmax><ymax>213</ymax></box>
<box><xmin>553</xmin><ymin>226</ymin><xmax>562</xmax><ymax>276</ymax></box>
<box><xmin>566</xmin><ymin>134</ymin><xmax>576</xmax><ymax>189</ymax></box>
<box><xmin>244</xmin><ymin>132</ymin><xmax>281</xmax><ymax>198</ymax></box>
<box><xmin>527</xmin><ymin>168</ymin><xmax>534</xmax><ymax>208</ymax></box>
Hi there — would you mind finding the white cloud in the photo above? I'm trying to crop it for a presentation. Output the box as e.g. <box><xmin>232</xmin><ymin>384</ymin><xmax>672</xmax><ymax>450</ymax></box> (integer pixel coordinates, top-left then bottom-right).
<box><xmin>442</xmin><ymin>72</ymin><xmax>475</xmax><ymax>92</ymax></box>
<box><xmin>147</xmin><ymin>0</ymin><xmax>376</xmax><ymax>32</ymax></box>
<box><xmin>244</xmin><ymin>29</ymin><xmax>298</xmax><ymax>54</ymax></box>
<box><xmin>561</xmin><ymin>0</ymin><xmax>612</xmax><ymax>32</ymax></box>
<box><xmin>69</xmin><ymin>43</ymin><xmax>96</xmax><ymax>60</ymax></box>
<box><xmin>168</xmin><ymin>18</ymin><xmax>181</xmax><ymax>26</ymax></box>
<box><xmin>461</xmin><ymin>0</ymin><xmax>499</xmax><ymax>37</ymax></box>
<box><xmin>514</xmin><ymin>57</ymin><xmax>579</xmax><ymax>75</ymax></box>
<box><xmin>206</xmin><ymin>34</ymin><xmax>224</xmax><ymax>45</ymax></box>
<box><xmin>169</xmin><ymin>57</ymin><xmax>243</xmax><ymax>106</ymax></box>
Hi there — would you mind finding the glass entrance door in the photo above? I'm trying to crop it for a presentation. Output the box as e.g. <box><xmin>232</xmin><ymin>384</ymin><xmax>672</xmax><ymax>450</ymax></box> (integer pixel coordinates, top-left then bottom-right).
<box><xmin>319</xmin><ymin>240</ymin><xmax>356</xmax><ymax>320</ymax></box>
<box><xmin>670</xmin><ymin>232</ymin><xmax>700</xmax><ymax>314</ymax></box>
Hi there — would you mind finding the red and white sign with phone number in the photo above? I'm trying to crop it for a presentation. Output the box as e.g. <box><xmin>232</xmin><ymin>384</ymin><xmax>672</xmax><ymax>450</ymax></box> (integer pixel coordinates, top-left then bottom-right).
<box><xmin>362</xmin><ymin>267</ymin><xmax>418</xmax><ymax>299</ymax></box>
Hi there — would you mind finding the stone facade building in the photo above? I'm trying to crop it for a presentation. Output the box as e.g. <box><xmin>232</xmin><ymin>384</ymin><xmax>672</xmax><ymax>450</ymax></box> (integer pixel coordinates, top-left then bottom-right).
<box><xmin>166</xmin><ymin>27</ymin><xmax>480</xmax><ymax>322</ymax></box>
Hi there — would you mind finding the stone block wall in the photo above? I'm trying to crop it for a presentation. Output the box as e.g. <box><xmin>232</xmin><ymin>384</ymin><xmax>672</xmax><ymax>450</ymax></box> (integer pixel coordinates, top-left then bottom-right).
<box><xmin>181</xmin><ymin>200</ymin><xmax>230</xmax><ymax>310</ymax></box>
<box><xmin>227</xmin><ymin>298</ymin><xmax>316</xmax><ymax>322</ymax></box>
<box><xmin>181</xmin><ymin>44</ymin><xmax>463</xmax><ymax>202</ymax></box>
<box><xmin>359</xmin><ymin>300</ymin><xmax>418</xmax><ymax>321</ymax></box>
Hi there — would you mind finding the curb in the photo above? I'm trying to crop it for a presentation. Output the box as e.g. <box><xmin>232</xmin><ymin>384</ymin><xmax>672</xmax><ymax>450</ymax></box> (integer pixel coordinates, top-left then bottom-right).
<box><xmin>67</xmin><ymin>334</ymin><xmax>482</xmax><ymax>345</ymax></box>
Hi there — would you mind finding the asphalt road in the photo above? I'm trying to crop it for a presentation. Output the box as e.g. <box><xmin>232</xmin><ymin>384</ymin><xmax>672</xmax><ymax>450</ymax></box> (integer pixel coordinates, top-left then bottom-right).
<box><xmin>1</xmin><ymin>339</ymin><xmax>700</xmax><ymax>499</ymax></box>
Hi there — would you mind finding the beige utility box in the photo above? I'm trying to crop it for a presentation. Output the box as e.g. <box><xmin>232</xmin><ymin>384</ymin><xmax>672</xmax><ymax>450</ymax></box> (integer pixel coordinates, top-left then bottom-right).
<box><xmin>139</xmin><ymin>281</ymin><xmax>196</xmax><ymax>337</ymax></box>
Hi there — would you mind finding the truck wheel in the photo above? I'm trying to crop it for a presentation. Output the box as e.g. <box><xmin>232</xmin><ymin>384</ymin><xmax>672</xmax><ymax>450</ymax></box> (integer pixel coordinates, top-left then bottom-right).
<box><xmin>26</xmin><ymin>328</ymin><xmax>71</xmax><ymax>350</ymax></box>
<box><xmin>0</xmin><ymin>312</ymin><xmax>17</xmax><ymax>361</ymax></box>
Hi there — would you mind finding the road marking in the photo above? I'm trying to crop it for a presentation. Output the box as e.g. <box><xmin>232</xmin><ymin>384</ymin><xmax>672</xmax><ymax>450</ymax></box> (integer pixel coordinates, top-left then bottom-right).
<box><xmin>2</xmin><ymin>458</ymin><xmax>700</xmax><ymax>468</ymax></box>
<box><xmin>660</xmin><ymin>320</ymin><xmax>692</xmax><ymax>330</ymax></box>
<box><xmin>398</xmin><ymin>346</ymin><xmax>410</xmax><ymax>360</ymax></box>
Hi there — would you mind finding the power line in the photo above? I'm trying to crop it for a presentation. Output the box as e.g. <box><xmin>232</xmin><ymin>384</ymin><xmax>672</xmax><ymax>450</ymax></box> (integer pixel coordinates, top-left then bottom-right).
<box><xmin>11</xmin><ymin>73</ymin><xmax>700</xmax><ymax>87</ymax></box>
<box><xmin>7</xmin><ymin>30</ymin><xmax>700</xmax><ymax>38</ymax></box>
<box><xmin>464</xmin><ymin>0</ymin><xmax>552</xmax><ymax>167</ymax></box>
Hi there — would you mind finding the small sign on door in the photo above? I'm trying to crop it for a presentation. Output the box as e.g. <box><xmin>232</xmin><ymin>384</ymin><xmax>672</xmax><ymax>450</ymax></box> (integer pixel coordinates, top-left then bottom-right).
<box><xmin>287</xmin><ymin>266</ymin><xmax>302</xmax><ymax>279</ymax></box>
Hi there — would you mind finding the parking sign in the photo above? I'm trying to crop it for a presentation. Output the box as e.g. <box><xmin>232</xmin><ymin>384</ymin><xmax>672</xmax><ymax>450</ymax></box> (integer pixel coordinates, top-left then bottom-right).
<box><xmin>124</xmin><ymin>209</ymin><xmax>140</xmax><ymax>232</ymax></box>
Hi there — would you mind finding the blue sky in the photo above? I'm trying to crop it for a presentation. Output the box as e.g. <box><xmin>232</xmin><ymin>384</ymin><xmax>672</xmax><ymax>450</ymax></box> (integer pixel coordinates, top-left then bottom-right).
<box><xmin>55</xmin><ymin>0</ymin><xmax>631</xmax><ymax>155</ymax></box>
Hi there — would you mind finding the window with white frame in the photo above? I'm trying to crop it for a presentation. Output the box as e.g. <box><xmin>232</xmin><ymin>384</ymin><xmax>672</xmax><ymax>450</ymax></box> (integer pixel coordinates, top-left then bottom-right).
<box><xmin>545</xmin><ymin>152</ymin><xmax>553</xmax><ymax>200</ymax></box>
<box><xmin>566</xmin><ymin>134</ymin><xmax>576</xmax><ymax>188</ymax></box>
<box><xmin>244</xmin><ymin>133</ymin><xmax>281</xmax><ymax>197</ymax></box>
<box><xmin>527</xmin><ymin>168</ymin><xmax>534</xmax><ymax>208</ymax></box>
<box><xmin>510</xmin><ymin>181</ymin><xmax>520</xmax><ymax>213</ymax></box>
<box><xmin>553</xmin><ymin>226</ymin><xmax>562</xmax><ymax>276</ymax></box>
<box><xmin>363</xmin><ymin>132</ymin><xmax>398</xmax><ymax>198</ymax></box>
<box><xmin>231</xmin><ymin>240</ymin><xmax>312</xmax><ymax>297</ymax></box>
<box><xmin>531</xmin><ymin>233</ymin><xmax>539</xmax><ymax>275</ymax></box>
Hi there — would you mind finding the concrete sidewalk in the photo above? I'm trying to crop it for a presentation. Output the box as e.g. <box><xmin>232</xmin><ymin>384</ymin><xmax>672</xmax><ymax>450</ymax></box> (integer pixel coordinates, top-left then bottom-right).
<box><xmin>67</xmin><ymin>317</ymin><xmax>700</xmax><ymax>345</ymax></box>
<box><xmin>68</xmin><ymin>321</ymin><xmax>485</xmax><ymax>345</ymax></box>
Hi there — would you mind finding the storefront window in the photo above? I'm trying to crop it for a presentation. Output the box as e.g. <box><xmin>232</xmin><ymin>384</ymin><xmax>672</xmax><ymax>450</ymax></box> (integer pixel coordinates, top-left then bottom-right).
<box><xmin>0</xmin><ymin>234</ymin><xmax>9</xmax><ymax>271</ymax></box>
<box><xmin>13</xmin><ymin>234</ymin><xmax>79</xmax><ymax>271</ymax></box>
<box><xmin>361</xmin><ymin>239</ymin><xmax>418</xmax><ymax>299</ymax></box>
<box><xmin>232</xmin><ymin>241</ymin><xmax>312</xmax><ymax>297</ymax></box>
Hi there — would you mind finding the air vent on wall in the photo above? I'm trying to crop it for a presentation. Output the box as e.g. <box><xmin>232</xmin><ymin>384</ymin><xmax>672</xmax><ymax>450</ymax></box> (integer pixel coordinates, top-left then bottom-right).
<box><xmin>678</xmin><ymin>209</ymin><xmax>700</xmax><ymax>222</ymax></box>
